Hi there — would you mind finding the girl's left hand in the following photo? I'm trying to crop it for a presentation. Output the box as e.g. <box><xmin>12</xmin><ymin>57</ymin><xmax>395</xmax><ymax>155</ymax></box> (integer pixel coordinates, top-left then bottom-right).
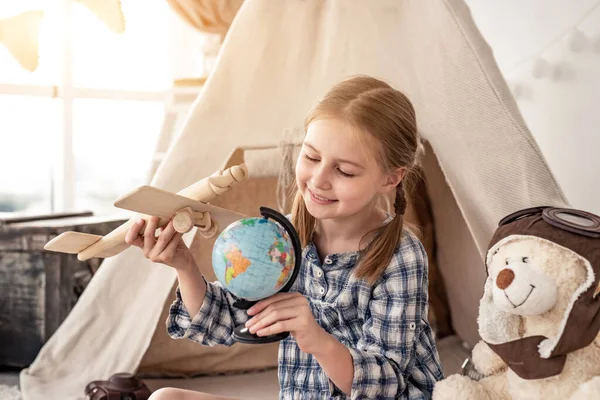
<box><xmin>245</xmin><ymin>292</ymin><xmax>327</xmax><ymax>355</ymax></box>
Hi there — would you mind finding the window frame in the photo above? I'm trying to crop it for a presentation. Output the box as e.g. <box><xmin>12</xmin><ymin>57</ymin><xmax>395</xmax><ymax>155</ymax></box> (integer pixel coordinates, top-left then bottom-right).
<box><xmin>0</xmin><ymin>0</ymin><xmax>167</xmax><ymax>213</ymax></box>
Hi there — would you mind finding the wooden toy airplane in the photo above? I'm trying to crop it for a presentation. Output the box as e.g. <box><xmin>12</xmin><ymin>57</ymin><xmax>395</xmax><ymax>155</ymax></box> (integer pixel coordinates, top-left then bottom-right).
<box><xmin>44</xmin><ymin>163</ymin><xmax>249</xmax><ymax>261</ymax></box>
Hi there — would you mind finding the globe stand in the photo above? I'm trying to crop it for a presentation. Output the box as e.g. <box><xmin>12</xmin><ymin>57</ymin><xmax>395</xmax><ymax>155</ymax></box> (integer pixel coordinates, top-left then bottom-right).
<box><xmin>233</xmin><ymin>325</ymin><xmax>290</xmax><ymax>344</ymax></box>
<box><xmin>229</xmin><ymin>207</ymin><xmax>302</xmax><ymax>345</ymax></box>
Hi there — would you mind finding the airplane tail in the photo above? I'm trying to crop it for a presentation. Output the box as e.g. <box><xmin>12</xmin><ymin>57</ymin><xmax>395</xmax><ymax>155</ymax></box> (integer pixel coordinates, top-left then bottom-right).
<box><xmin>44</xmin><ymin>231</ymin><xmax>131</xmax><ymax>260</ymax></box>
<box><xmin>44</xmin><ymin>231</ymin><xmax>103</xmax><ymax>254</ymax></box>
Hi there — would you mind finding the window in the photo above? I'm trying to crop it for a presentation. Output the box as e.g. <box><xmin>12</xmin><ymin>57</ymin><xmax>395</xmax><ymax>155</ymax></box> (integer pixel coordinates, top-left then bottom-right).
<box><xmin>0</xmin><ymin>0</ymin><xmax>174</xmax><ymax>217</ymax></box>
<box><xmin>0</xmin><ymin>95</ymin><xmax>58</xmax><ymax>213</ymax></box>
<box><xmin>71</xmin><ymin>1</ymin><xmax>170</xmax><ymax>91</ymax></box>
<box><xmin>73</xmin><ymin>99</ymin><xmax>164</xmax><ymax>215</ymax></box>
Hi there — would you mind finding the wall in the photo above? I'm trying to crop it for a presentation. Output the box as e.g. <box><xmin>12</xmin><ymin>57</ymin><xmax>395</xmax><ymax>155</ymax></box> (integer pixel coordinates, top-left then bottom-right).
<box><xmin>465</xmin><ymin>0</ymin><xmax>600</xmax><ymax>215</ymax></box>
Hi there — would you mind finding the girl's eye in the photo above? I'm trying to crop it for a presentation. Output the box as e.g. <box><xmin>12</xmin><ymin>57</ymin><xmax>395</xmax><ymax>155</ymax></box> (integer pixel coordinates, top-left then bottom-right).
<box><xmin>337</xmin><ymin>169</ymin><xmax>354</xmax><ymax>178</ymax></box>
<box><xmin>303</xmin><ymin>153</ymin><xmax>354</xmax><ymax>177</ymax></box>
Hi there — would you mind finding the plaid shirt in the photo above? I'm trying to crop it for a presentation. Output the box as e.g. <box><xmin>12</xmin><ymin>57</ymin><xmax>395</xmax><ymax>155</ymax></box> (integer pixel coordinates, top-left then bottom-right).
<box><xmin>167</xmin><ymin>229</ymin><xmax>444</xmax><ymax>399</ymax></box>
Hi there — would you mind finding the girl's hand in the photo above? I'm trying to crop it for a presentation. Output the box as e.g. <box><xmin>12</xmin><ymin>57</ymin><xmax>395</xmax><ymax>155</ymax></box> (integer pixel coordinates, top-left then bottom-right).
<box><xmin>245</xmin><ymin>292</ymin><xmax>328</xmax><ymax>355</ymax></box>
<box><xmin>125</xmin><ymin>216</ymin><xmax>196</xmax><ymax>271</ymax></box>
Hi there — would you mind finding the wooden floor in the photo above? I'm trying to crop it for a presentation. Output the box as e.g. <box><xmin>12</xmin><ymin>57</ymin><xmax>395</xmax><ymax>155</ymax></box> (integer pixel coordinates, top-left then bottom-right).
<box><xmin>0</xmin><ymin>335</ymin><xmax>470</xmax><ymax>398</ymax></box>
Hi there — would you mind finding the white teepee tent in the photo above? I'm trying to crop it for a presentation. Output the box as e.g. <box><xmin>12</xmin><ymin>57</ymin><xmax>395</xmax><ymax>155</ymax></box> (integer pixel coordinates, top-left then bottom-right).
<box><xmin>20</xmin><ymin>0</ymin><xmax>568</xmax><ymax>398</ymax></box>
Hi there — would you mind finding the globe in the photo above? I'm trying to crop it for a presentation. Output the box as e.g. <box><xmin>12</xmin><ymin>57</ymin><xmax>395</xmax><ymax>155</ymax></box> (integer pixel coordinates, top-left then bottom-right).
<box><xmin>212</xmin><ymin>214</ymin><xmax>297</xmax><ymax>302</ymax></box>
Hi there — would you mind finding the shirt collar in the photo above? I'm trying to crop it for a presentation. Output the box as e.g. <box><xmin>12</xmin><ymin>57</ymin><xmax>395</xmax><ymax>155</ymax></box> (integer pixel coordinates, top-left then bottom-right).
<box><xmin>303</xmin><ymin>212</ymin><xmax>395</xmax><ymax>269</ymax></box>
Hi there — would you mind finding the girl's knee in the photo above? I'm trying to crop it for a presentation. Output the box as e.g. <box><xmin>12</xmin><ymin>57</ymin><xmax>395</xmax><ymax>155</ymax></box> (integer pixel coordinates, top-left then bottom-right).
<box><xmin>149</xmin><ymin>387</ymin><xmax>183</xmax><ymax>400</ymax></box>
<box><xmin>149</xmin><ymin>387</ymin><xmax>234</xmax><ymax>400</ymax></box>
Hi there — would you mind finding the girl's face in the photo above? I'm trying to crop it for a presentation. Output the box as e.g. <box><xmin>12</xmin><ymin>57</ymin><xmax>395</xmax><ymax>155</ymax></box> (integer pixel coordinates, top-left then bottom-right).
<box><xmin>295</xmin><ymin>118</ymin><xmax>399</xmax><ymax>221</ymax></box>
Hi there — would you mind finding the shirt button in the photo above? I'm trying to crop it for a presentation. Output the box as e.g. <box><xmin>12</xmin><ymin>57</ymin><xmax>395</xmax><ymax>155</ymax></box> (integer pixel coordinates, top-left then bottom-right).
<box><xmin>324</xmin><ymin>258</ymin><xmax>333</xmax><ymax>265</ymax></box>
<box><xmin>316</xmin><ymin>270</ymin><xmax>323</xmax><ymax>278</ymax></box>
<box><xmin>319</xmin><ymin>287</ymin><xmax>325</xmax><ymax>295</ymax></box>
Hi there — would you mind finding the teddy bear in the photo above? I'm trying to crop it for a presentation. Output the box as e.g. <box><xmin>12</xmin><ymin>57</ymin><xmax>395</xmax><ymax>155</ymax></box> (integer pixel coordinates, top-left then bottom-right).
<box><xmin>433</xmin><ymin>206</ymin><xmax>600</xmax><ymax>400</ymax></box>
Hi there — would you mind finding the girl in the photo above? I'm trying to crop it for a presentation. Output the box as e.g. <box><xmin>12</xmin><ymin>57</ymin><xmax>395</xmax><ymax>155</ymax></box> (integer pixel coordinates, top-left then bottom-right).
<box><xmin>126</xmin><ymin>75</ymin><xmax>444</xmax><ymax>399</ymax></box>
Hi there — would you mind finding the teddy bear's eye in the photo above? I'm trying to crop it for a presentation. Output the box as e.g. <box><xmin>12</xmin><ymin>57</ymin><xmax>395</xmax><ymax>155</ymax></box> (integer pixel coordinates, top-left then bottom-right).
<box><xmin>505</xmin><ymin>259</ymin><xmax>510</xmax><ymax>265</ymax></box>
<box><xmin>522</xmin><ymin>256</ymin><xmax>529</xmax><ymax>263</ymax></box>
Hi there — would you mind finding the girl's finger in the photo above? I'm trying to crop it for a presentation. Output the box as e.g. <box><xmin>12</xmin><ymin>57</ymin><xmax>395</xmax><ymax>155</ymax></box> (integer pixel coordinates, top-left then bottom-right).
<box><xmin>143</xmin><ymin>216</ymin><xmax>159</xmax><ymax>255</ymax></box>
<box><xmin>163</xmin><ymin>230</ymin><xmax>184</xmax><ymax>256</ymax></box>
<box><xmin>246</xmin><ymin>296</ymin><xmax>312</xmax><ymax>328</ymax></box>
<box><xmin>128</xmin><ymin>235</ymin><xmax>144</xmax><ymax>248</ymax></box>
<box><xmin>257</xmin><ymin>320</ymin><xmax>291</xmax><ymax>337</ymax></box>
<box><xmin>150</xmin><ymin>220</ymin><xmax>176</xmax><ymax>257</ymax></box>
<box><xmin>247</xmin><ymin>292</ymin><xmax>301</xmax><ymax>316</ymax></box>
<box><xmin>247</xmin><ymin>307</ymin><xmax>297</xmax><ymax>334</ymax></box>
<box><xmin>125</xmin><ymin>219</ymin><xmax>145</xmax><ymax>248</ymax></box>
<box><xmin>246</xmin><ymin>296</ymin><xmax>306</xmax><ymax>326</ymax></box>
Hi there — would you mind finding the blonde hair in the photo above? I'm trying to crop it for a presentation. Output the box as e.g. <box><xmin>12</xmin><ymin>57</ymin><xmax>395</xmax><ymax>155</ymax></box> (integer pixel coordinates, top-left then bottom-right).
<box><xmin>291</xmin><ymin>75</ymin><xmax>420</xmax><ymax>285</ymax></box>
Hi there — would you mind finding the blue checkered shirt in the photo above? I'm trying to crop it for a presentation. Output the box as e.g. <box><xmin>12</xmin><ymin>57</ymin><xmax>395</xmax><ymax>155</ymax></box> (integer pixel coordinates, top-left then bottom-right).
<box><xmin>167</xmin><ymin>229</ymin><xmax>444</xmax><ymax>399</ymax></box>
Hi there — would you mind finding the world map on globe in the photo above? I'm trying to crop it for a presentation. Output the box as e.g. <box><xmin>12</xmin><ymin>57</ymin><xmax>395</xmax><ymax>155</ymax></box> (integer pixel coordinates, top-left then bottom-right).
<box><xmin>212</xmin><ymin>217</ymin><xmax>296</xmax><ymax>301</ymax></box>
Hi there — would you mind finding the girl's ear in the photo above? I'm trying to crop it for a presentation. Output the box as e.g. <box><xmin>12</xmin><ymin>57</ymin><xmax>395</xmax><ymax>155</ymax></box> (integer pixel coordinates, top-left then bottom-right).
<box><xmin>381</xmin><ymin>167</ymin><xmax>407</xmax><ymax>193</ymax></box>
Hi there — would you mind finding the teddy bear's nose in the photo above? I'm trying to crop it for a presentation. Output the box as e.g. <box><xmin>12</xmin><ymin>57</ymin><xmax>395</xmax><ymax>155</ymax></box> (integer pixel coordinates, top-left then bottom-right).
<box><xmin>496</xmin><ymin>268</ymin><xmax>515</xmax><ymax>290</ymax></box>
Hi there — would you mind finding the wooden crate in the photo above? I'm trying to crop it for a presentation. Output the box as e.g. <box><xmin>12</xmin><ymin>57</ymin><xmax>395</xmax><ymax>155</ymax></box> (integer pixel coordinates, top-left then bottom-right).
<box><xmin>0</xmin><ymin>213</ymin><xmax>127</xmax><ymax>367</ymax></box>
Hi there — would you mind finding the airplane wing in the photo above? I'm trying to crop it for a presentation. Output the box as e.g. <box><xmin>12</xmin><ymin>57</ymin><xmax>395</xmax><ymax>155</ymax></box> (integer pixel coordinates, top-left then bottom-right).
<box><xmin>114</xmin><ymin>185</ymin><xmax>247</xmax><ymax>230</ymax></box>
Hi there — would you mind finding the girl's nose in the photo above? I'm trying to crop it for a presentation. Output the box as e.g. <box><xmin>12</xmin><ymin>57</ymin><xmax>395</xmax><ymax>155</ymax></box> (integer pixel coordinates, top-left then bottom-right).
<box><xmin>311</xmin><ymin>165</ymin><xmax>331</xmax><ymax>189</ymax></box>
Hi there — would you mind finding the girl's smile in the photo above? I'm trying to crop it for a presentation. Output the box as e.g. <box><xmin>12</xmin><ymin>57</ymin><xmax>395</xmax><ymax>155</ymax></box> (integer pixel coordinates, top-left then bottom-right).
<box><xmin>307</xmin><ymin>187</ymin><xmax>338</xmax><ymax>204</ymax></box>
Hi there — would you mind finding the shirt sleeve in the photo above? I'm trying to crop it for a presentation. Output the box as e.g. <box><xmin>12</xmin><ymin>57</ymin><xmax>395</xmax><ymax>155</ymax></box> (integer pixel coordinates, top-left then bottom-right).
<box><xmin>348</xmin><ymin>236</ymin><xmax>430</xmax><ymax>399</ymax></box>
<box><xmin>166</xmin><ymin>277</ymin><xmax>250</xmax><ymax>347</ymax></box>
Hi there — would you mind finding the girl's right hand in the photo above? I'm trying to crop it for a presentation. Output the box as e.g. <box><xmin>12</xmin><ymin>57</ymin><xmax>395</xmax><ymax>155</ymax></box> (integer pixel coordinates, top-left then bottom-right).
<box><xmin>125</xmin><ymin>216</ymin><xmax>197</xmax><ymax>271</ymax></box>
